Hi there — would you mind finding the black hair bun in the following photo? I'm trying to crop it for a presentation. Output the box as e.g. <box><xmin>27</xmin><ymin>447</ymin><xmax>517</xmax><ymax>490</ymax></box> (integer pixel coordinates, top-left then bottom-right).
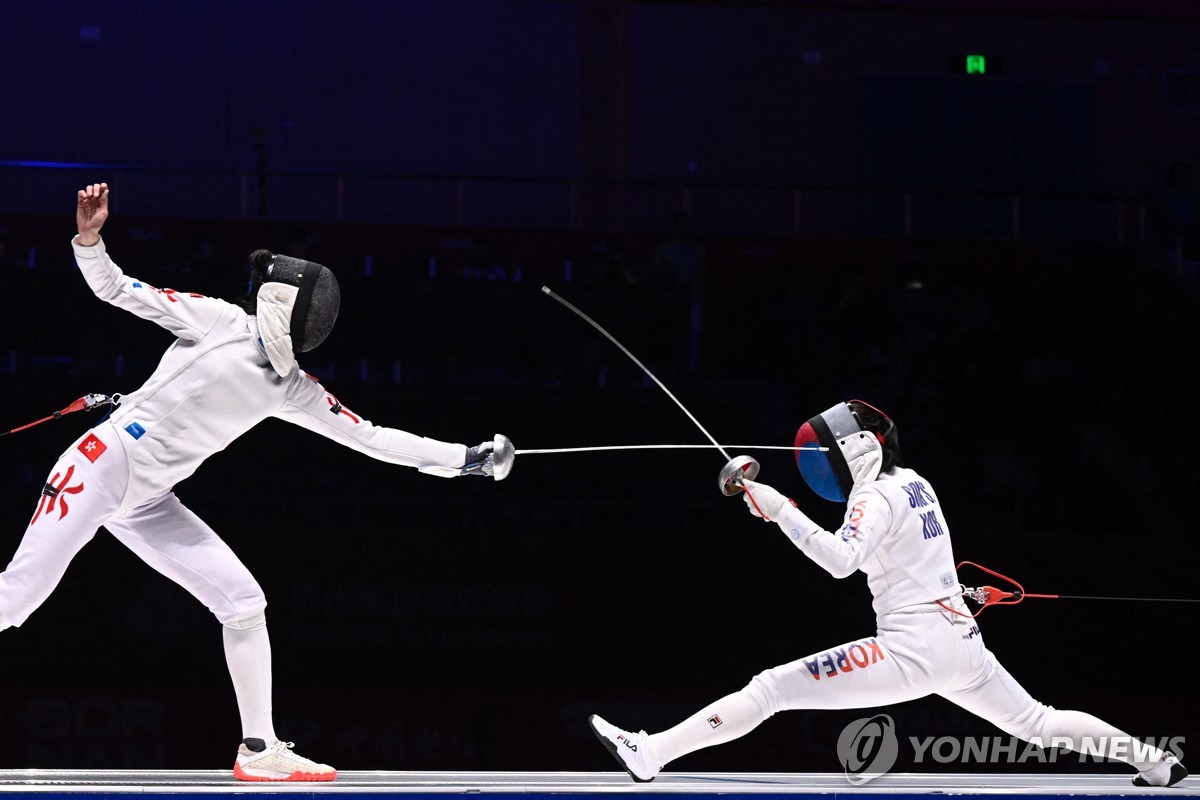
<box><xmin>249</xmin><ymin>250</ymin><xmax>274</xmax><ymax>271</ymax></box>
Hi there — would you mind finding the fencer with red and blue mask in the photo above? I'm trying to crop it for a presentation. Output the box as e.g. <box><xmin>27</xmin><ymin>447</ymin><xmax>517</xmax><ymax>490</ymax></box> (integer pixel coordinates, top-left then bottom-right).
<box><xmin>626</xmin><ymin>398</ymin><xmax>1182</xmax><ymax>789</ymax></box>
<box><xmin>794</xmin><ymin>401</ymin><xmax>882</xmax><ymax>502</ymax></box>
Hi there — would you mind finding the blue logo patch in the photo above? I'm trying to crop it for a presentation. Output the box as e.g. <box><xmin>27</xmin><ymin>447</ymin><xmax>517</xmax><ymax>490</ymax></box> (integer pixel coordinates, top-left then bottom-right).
<box><xmin>132</xmin><ymin>282</ymin><xmax>143</xmax><ymax>288</ymax></box>
<box><xmin>124</xmin><ymin>422</ymin><xmax>146</xmax><ymax>439</ymax></box>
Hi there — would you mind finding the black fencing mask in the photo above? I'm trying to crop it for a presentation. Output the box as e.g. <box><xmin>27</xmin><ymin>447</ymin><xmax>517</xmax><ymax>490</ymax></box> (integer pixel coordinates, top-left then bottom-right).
<box><xmin>253</xmin><ymin>250</ymin><xmax>341</xmax><ymax>377</ymax></box>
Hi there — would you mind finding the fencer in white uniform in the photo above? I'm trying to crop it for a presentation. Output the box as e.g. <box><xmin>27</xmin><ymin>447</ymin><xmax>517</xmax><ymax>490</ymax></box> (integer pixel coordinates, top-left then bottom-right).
<box><xmin>0</xmin><ymin>184</ymin><xmax>507</xmax><ymax>781</ymax></box>
<box><xmin>590</xmin><ymin>399</ymin><xmax>1187</xmax><ymax>787</ymax></box>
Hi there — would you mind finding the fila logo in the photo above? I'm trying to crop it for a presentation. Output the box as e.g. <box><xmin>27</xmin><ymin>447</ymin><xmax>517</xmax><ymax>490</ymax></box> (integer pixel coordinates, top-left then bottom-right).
<box><xmin>707</xmin><ymin>714</ymin><xmax>723</xmax><ymax>729</ymax></box>
<box><xmin>618</xmin><ymin>735</ymin><xmax>638</xmax><ymax>752</ymax></box>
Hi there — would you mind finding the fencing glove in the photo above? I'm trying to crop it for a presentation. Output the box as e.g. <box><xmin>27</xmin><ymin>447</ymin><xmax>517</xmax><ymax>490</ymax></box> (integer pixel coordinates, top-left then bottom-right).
<box><xmin>461</xmin><ymin>441</ymin><xmax>495</xmax><ymax>477</ymax></box>
<box><xmin>743</xmin><ymin>479</ymin><xmax>823</xmax><ymax>545</ymax></box>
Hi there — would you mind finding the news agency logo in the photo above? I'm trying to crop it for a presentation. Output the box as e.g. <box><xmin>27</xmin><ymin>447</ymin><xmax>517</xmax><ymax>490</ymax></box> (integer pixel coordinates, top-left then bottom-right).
<box><xmin>908</xmin><ymin>735</ymin><xmax>1186</xmax><ymax>766</ymax></box>
<box><xmin>834</xmin><ymin>717</ymin><xmax>1186</xmax><ymax>785</ymax></box>
<box><xmin>836</xmin><ymin>714</ymin><xmax>898</xmax><ymax>785</ymax></box>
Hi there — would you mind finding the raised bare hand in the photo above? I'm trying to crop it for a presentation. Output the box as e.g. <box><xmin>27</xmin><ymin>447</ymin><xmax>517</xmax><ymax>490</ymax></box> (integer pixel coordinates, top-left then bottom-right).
<box><xmin>76</xmin><ymin>183</ymin><xmax>109</xmax><ymax>246</ymax></box>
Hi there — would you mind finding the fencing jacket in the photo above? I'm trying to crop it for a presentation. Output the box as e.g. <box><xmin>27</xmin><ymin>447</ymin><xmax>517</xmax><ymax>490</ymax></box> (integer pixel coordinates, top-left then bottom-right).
<box><xmin>774</xmin><ymin>467</ymin><xmax>961</xmax><ymax>617</ymax></box>
<box><xmin>73</xmin><ymin>236</ymin><xmax>468</xmax><ymax>513</ymax></box>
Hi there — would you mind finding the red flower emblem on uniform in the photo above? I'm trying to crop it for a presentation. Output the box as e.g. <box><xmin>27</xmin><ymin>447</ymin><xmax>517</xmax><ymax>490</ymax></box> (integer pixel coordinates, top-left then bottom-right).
<box><xmin>78</xmin><ymin>433</ymin><xmax>107</xmax><ymax>463</ymax></box>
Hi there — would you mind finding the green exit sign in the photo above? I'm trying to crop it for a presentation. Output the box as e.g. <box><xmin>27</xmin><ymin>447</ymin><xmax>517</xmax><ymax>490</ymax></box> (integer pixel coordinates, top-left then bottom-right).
<box><xmin>951</xmin><ymin>53</ymin><xmax>1003</xmax><ymax>76</ymax></box>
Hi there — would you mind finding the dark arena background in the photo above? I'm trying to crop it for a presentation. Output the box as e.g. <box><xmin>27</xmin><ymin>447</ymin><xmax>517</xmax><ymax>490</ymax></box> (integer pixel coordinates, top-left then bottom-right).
<box><xmin>1</xmin><ymin>1</ymin><xmax>1198</xmax><ymax>798</ymax></box>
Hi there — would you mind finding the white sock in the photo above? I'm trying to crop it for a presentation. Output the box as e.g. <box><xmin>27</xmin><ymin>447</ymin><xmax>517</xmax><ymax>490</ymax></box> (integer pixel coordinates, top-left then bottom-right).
<box><xmin>647</xmin><ymin>689</ymin><xmax>767</xmax><ymax>767</ymax></box>
<box><xmin>1045</xmin><ymin>709</ymin><xmax>1166</xmax><ymax>772</ymax></box>
<box><xmin>0</xmin><ymin>610</ymin><xmax>12</xmax><ymax>632</ymax></box>
<box><xmin>223</xmin><ymin>611</ymin><xmax>277</xmax><ymax>744</ymax></box>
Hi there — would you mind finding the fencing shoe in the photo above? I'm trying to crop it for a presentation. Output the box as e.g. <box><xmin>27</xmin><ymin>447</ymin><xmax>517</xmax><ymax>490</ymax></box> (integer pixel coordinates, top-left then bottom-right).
<box><xmin>1133</xmin><ymin>754</ymin><xmax>1187</xmax><ymax>787</ymax></box>
<box><xmin>588</xmin><ymin>714</ymin><xmax>661</xmax><ymax>782</ymax></box>
<box><xmin>233</xmin><ymin>738</ymin><xmax>337</xmax><ymax>782</ymax></box>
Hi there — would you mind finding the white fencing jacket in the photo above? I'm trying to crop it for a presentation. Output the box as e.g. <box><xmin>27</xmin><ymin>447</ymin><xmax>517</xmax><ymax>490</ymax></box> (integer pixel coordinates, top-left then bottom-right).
<box><xmin>73</xmin><ymin>236</ymin><xmax>468</xmax><ymax>513</ymax></box>
<box><xmin>774</xmin><ymin>467</ymin><xmax>961</xmax><ymax>617</ymax></box>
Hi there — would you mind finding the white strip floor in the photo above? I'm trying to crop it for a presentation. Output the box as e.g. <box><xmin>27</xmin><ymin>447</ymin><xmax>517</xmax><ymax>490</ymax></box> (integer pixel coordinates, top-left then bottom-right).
<box><xmin>0</xmin><ymin>771</ymin><xmax>1193</xmax><ymax>795</ymax></box>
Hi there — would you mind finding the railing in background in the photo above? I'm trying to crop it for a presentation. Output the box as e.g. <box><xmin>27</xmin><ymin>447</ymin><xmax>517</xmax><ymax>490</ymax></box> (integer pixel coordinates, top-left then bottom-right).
<box><xmin>0</xmin><ymin>160</ymin><xmax>1155</xmax><ymax>246</ymax></box>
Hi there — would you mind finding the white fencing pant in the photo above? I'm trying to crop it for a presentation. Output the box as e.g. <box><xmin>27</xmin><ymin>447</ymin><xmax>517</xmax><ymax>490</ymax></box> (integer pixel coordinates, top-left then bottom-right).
<box><xmin>0</xmin><ymin>426</ymin><xmax>131</xmax><ymax>626</ymax></box>
<box><xmin>0</xmin><ymin>424</ymin><xmax>272</xmax><ymax>741</ymax></box>
<box><xmin>650</xmin><ymin>600</ymin><xmax>1168</xmax><ymax>773</ymax></box>
<box><xmin>0</xmin><ymin>423</ymin><xmax>266</xmax><ymax>627</ymax></box>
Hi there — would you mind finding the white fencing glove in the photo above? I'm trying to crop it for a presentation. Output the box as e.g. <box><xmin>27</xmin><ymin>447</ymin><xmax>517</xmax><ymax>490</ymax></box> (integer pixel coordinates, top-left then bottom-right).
<box><xmin>741</xmin><ymin>479</ymin><xmax>794</xmax><ymax>521</ymax></box>
<box><xmin>837</xmin><ymin>430</ymin><xmax>883</xmax><ymax>494</ymax></box>
<box><xmin>742</xmin><ymin>479</ymin><xmax>823</xmax><ymax>545</ymax></box>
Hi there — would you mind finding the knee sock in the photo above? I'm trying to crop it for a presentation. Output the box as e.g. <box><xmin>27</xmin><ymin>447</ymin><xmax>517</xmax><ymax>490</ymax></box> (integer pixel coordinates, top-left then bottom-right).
<box><xmin>223</xmin><ymin>611</ymin><xmax>277</xmax><ymax>745</ymax></box>
<box><xmin>0</xmin><ymin>610</ymin><xmax>12</xmax><ymax>632</ymax></box>
<box><xmin>647</xmin><ymin>688</ymin><xmax>768</xmax><ymax>767</ymax></box>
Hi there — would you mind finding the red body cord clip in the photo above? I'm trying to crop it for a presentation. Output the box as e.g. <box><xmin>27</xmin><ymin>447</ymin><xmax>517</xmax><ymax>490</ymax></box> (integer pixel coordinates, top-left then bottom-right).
<box><xmin>937</xmin><ymin>561</ymin><xmax>1056</xmax><ymax>618</ymax></box>
<box><xmin>1</xmin><ymin>394</ymin><xmax>113</xmax><ymax>438</ymax></box>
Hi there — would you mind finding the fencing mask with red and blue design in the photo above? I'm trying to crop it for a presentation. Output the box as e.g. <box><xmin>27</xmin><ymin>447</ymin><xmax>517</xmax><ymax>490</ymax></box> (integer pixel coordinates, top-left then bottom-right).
<box><xmin>794</xmin><ymin>400</ymin><xmax>892</xmax><ymax>502</ymax></box>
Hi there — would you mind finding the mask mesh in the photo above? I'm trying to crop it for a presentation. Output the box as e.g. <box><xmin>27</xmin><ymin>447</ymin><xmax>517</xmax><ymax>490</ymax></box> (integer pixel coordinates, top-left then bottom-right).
<box><xmin>261</xmin><ymin>253</ymin><xmax>341</xmax><ymax>353</ymax></box>
<box><xmin>300</xmin><ymin>268</ymin><xmax>340</xmax><ymax>352</ymax></box>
